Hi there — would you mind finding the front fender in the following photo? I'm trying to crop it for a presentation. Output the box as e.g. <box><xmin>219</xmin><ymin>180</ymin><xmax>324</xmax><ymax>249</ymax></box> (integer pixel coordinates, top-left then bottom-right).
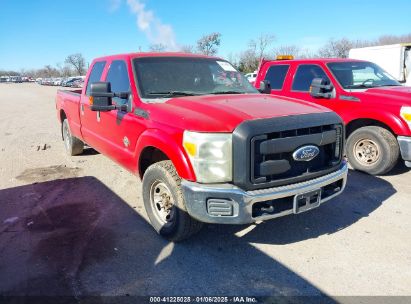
<box><xmin>134</xmin><ymin>129</ymin><xmax>196</xmax><ymax>181</ymax></box>
<box><xmin>346</xmin><ymin>110</ymin><xmax>410</xmax><ymax>136</ymax></box>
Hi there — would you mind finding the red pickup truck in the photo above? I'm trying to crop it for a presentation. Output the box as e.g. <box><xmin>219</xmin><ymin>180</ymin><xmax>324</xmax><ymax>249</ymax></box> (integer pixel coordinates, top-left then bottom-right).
<box><xmin>56</xmin><ymin>53</ymin><xmax>347</xmax><ymax>241</ymax></box>
<box><xmin>255</xmin><ymin>57</ymin><xmax>411</xmax><ymax>175</ymax></box>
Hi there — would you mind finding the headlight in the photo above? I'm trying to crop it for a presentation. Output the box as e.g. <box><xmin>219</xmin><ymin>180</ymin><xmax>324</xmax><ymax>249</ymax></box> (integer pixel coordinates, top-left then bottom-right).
<box><xmin>400</xmin><ymin>106</ymin><xmax>411</xmax><ymax>129</ymax></box>
<box><xmin>183</xmin><ymin>131</ymin><xmax>232</xmax><ymax>183</ymax></box>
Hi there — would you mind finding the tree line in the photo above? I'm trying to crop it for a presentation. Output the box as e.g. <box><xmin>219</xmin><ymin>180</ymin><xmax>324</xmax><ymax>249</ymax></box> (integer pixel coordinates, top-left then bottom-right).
<box><xmin>148</xmin><ymin>32</ymin><xmax>411</xmax><ymax>73</ymax></box>
<box><xmin>0</xmin><ymin>53</ymin><xmax>87</xmax><ymax>78</ymax></box>
<box><xmin>1</xmin><ymin>32</ymin><xmax>410</xmax><ymax>77</ymax></box>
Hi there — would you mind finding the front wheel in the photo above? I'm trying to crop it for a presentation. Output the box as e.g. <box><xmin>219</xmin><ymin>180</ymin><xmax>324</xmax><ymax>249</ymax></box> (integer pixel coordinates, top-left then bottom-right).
<box><xmin>346</xmin><ymin>126</ymin><xmax>399</xmax><ymax>175</ymax></box>
<box><xmin>142</xmin><ymin>160</ymin><xmax>203</xmax><ymax>242</ymax></box>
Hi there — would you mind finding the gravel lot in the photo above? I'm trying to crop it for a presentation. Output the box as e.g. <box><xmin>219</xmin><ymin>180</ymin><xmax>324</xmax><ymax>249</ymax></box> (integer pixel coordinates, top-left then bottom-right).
<box><xmin>0</xmin><ymin>83</ymin><xmax>410</xmax><ymax>299</ymax></box>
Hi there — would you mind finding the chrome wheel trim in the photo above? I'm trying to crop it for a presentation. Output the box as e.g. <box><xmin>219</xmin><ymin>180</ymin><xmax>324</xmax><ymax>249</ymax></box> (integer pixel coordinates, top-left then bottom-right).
<box><xmin>149</xmin><ymin>180</ymin><xmax>175</xmax><ymax>225</ymax></box>
<box><xmin>353</xmin><ymin>138</ymin><xmax>380</xmax><ymax>166</ymax></box>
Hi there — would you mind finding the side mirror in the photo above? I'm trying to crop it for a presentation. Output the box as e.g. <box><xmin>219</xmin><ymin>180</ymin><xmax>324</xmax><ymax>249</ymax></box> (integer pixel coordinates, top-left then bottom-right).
<box><xmin>90</xmin><ymin>82</ymin><xmax>131</xmax><ymax>112</ymax></box>
<box><xmin>259</xmin><ymin>80</ymin><xmax>271</xmax><ymax>94</ymax></box>
<box><xmin>310</xmin><ymin>78</ymin><xmax>334</xmax><ymax>99</ymax></box>
<box><xmin>90</xmin><ymin>82</ymin><xmax>115</xmax><ymax>112</ymax></box>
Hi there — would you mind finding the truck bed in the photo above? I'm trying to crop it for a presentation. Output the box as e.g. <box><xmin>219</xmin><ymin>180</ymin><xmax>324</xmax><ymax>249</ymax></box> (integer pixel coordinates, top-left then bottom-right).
<box><xmin>56</xmin><ymin>89</ymin><xmax>83</xmax><ymax>140</ymax></box>
<box><xmin>57</xmin><ymin>89</ymin><xmax>82</xmax><ymax>96</ymax></box>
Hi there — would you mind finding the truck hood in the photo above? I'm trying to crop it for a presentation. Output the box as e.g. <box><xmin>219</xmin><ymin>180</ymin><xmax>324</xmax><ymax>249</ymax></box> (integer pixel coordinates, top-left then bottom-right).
<box><xmin>361</xmin><ymin>86</ymin><xmax>411</xmax><ymax>105</ymax></box>
<box><xmin>148</xmin><ymin>94</ymin><xmax>331</xmax><ymax>132</ymax></box>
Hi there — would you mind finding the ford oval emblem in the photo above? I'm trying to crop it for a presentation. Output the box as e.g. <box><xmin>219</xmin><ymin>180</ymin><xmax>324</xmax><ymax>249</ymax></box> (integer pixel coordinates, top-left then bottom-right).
<box><xmin>292</xmin><ymin>145</ymin><xmax>320</xmax><ymax>162</ymax></box>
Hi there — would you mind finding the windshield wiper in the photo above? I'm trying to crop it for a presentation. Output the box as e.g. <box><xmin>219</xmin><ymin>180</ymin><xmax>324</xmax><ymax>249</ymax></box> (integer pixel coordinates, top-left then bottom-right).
<box><xmin>373</xmin><ymin>84</ymin><xmax>401</xmax><ymax>87</ymax></box>
<box><xmin>147</xmin><ymin>91</ymin><xmax>203</xmax><ymax>97</ymax></box>
<box><xmin>345</xmin><ymin>84</ymin><xmax>371</xmax><ymax>89</ymax></box>
<box><xmin>211</xmin><ymin>90</ymin><xmax>244</xmax><ymax>95</ymax></box>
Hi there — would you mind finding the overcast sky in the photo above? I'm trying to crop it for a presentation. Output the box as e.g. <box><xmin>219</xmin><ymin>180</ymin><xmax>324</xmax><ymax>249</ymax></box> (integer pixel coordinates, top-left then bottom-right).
<box><xmin>1</xmin><ymin>0</ymin><xmax>410</xmax><ymax>70</ymax></box>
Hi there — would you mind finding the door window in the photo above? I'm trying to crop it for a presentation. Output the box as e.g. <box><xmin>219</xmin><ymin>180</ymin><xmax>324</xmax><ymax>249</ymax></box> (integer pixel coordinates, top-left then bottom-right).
<box><xmin>292</xmin><ymin>65</ymin><xmax>329</xmax><ymax>92</ymax></box>
<box><xmin>106</xmin><ymin>60</ymin><xmax>131</xmax><ymax>104</ymax></box>
<box><xmin>264</xmin><ymin>65</ymin><xmax>290</xmax><ymax>90</ymax></box>
<box><xmin>85</xmin><ymin>61</ymin><xmax>106</xmax><ymax>96</ymax></box>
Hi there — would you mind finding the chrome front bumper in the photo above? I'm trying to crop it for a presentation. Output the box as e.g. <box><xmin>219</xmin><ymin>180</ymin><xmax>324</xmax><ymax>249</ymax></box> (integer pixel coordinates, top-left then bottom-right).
<box><xmin>181</xmin><ymin>162</ymin><xmax>348</xmax><ymax>224</ymax></box>
<box><xmin>398</xmin><ymin>136</ymin><xmax>411</xmax><ymax>167</ymax></box>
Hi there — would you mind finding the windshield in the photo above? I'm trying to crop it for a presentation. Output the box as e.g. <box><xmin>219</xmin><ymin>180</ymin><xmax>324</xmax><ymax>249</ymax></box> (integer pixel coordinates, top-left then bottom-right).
<box><xmin>327</xmin><ymin>61</ymin><xmax>401</xmax><ymax>89</ymax></box>
<box><xmin>133</xmin><ymin>57</ymin><xmax>258</xmax><ymax>100</ymax></box>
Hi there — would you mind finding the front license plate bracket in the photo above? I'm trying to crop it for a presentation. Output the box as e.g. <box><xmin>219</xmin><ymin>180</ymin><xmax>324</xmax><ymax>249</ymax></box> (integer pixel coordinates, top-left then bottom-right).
<box><xmin>293</xmin><ymin>189</ymin><xmax>322</xmax><ymax>214</ymax></box>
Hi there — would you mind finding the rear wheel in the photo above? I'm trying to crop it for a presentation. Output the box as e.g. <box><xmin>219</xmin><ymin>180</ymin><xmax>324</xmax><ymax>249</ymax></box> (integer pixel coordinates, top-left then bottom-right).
<box><xmin>346</xmin><ymin>126</ymin><xmax>399</xmax><ymax>175</ymax></box>
<box><xmin>142</xmin><ymin>160</ymin><xmax>203</xmax><ymax>241</ymax></box>
<box><xmin>62</xmin><ymin>119</ymin><xmax>84</xmax><ymax>156</ymax></box>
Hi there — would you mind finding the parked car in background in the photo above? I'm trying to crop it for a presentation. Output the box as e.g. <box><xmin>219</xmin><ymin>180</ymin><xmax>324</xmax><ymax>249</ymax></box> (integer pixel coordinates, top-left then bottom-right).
<box><xmin>53</xmin><ymin>78</ymin><xmax>63</xmax><ymax>86</ymax></box>
<box><xmin>56</xmin><ymin>52</ymin><xmax>347</xmax><ymax>241</ymax></box>
<box><xmin>62</xmin><ymin>77</ymin><xmax>84</xmax><ymax>87</ymax></box>
<box><xmin>255</xmin><ymin>56</ymin><xmax>411</xmax><ymax>175</ymax></box>
<box><xmin>10</xmin><ymin>76</ymin><xmax>23</xmax><ymax>83</ymax></box>
<box><xmin>71</xmin><ymin>79</ymin><xmax>84</xmax><ymax>88</ymax></box>
<box><xmin>0</xmin><ymin>76</ymin><xmax>9</xmax><ymax>83</ymax></box>
<box><xmin>349</xmin><ymin>43</ymin><xmax>411</xmax><ymax>86</ymax></box>
<box><xmin>245</xmin><ymin>71</ymin><xmax>257</xmax><ymax>83</ymax></box>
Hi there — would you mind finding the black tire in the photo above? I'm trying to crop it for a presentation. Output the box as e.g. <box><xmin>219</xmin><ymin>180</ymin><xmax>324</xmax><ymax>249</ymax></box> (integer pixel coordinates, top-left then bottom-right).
<box><xmin>346</xmin><ymin>126</ymin><xmax>399</xmax><ymax>175</ymax></box>
<box><xmin>142</xmin><ymin>160</ymin><xmax>203</xmax><ymax>241</ymax></box>
<box><xmin>62</xmin><ymin>119</ymin><xmax>84</xmax><ymax>156</ymax></box>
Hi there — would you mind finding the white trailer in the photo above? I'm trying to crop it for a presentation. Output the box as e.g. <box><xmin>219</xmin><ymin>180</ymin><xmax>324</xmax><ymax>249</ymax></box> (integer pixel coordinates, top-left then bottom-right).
<box><xmin>349</xmin><ymin>43</ymin><xmax>411</xmax><ymax>85</ymax></box>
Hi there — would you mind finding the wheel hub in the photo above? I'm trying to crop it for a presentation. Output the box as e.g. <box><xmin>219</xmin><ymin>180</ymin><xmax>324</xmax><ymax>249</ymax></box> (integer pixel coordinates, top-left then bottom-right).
<box><xmin>150</xmin><ymin>181</ymin><xmax>175</xmax><ymax>224</ymax></box>
<box><xmin>353</xmin><ymin>139</ymin><xmax>380</xmax><ymax>166</ymax></box>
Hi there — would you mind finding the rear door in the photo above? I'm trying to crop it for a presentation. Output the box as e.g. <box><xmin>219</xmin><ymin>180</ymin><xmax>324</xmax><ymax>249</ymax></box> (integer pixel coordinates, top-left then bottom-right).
<box><xmin>262</xmin><ymin>64</ymin><xmax>291</xmax><ymax>94</ymax></box>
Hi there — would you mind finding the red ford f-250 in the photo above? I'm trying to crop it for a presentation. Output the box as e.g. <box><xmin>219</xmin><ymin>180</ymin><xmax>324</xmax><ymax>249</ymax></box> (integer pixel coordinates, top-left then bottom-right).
<box><xmin>56</xmin><ymin>53</ymin><xmax>347</xmax><ymax>241</ymax></box>
<box><xmin>255</xmin><ymin>56</ymin><xmax>411</xmax><ymax>175</ymax></box>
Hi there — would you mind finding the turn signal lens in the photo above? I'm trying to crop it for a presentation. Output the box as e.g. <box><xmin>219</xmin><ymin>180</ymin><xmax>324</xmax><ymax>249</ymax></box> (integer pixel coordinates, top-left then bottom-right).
<box><xmin>400</xmin><ymin>106</ymin><xmax>411</xmax><ymax>131</ymax></box>
<box><xmin>183</xmin><ymin>142</ymin><xmax>197</xmax><ymax>157</ymax></box>
<box><xmin>89</xmin><ymin>96</ymin><xmax>94</xmax><ymax>105</ymax></box>
<box><xmin>402</xmin><ymin>112</ymin><xmax>411</xmax><ymax>121</ymax></box>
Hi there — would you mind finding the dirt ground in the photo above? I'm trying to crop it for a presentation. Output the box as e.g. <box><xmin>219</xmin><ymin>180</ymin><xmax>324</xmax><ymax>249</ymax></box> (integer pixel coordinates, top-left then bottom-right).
<box><xmin>0</xmin><ymin>83</ymin><xmax>410</xmax><ymax>299</ymax></box>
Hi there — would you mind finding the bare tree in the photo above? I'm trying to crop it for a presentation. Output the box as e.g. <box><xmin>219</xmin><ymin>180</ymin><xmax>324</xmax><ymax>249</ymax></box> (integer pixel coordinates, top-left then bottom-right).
<box><xmin>317</xmin><ymin>38</ymin><xmax>355</xmax><ymax>58</ymax></box>
<box><xmin>149</xmin><ymin>43</ymin><xmax>167</xmax><ymax>52</ymax></box>
<box><xmin>180</xmin><ymin>45</ymin><xmax>195</xmax><ymax>53</ymax></box>
<box><xmin>197</xmin><ymin>32</ymin><xmax>222</xmax><ymax>56</ymax></box>
<box><xmin>238</xmin><ymin>49</ymin><xmax>260</xmax><ymax>73</ymax></box>
<box><xmin>249</xmin><ymin>34</ymin><xmax>276</xmax><ymax>61</ymax></box>
<box><xmin>273</xmin><ymin>45</ymin><xmax>302</xmax><ymax>57</ymax></box>
<box><xmin>65</xmin><ymin>53</ymin><xmax>86</xmax><ymax>75</ymax></box>
<box><xmin>376</xmin><ymin>33</ymin><xmax>411</xmax><ymax>45</ymax></box>
<box><xmin>272</xmin><ymin>45</ymin><xmax>318</xmax><ymax>59</ymax></box>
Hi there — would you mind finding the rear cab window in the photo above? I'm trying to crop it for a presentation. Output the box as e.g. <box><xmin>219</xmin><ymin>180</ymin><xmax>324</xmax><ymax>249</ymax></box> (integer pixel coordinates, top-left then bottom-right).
<box><xmin>292</xmin><ymin>64</ymin><xmax>329</xmax><ymax>92</ymax></box>
<box><xmin>264</xmin><ymin>65</ymin><xmax>290</xmax><ymax>90</ymax></box>
<box><xmin>85</xmin><ymin>61</ymin><xmax>106</xmax><ymax>96</ymax></box>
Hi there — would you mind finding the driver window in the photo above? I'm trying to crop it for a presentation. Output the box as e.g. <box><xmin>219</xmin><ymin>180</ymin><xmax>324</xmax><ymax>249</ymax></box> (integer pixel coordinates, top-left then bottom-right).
<box><xmin>106</xmin><ymin>60</ymin><xmax>130</xmax><ymax>104</ymax></box>
<box><xmin>292</xmin><ymin>65</ymin><xmax>330</xmax><ymax>92</ymax></box>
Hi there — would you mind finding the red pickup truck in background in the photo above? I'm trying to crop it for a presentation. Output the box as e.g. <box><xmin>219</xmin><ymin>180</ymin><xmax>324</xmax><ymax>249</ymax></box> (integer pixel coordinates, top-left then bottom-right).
<box><xmin>255</xmin><ymin>57</ymin><xmax>411</xmax><ymax>175</ymax></box>
<box><xmin>56</xmin><ymin>53</ymin><xmax>347</xmax><ymax>241</ymax></box>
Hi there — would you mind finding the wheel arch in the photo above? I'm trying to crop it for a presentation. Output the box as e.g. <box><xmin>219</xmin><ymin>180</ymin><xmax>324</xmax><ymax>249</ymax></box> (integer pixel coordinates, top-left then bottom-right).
<box><xmin>135</xmin><ymin>130</ymin><xmax>196</xmax><ymax>181</ymax></box>
<box><xmin>345</xmin><ymin>114</ymin><xmax>408</xmax><ymax>138</ymax></box>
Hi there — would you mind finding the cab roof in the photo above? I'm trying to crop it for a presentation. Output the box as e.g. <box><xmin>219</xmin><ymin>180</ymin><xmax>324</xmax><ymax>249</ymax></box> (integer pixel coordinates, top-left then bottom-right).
<box><xmin>93</xmin><ymin>52</ymin><xmax>222</xmax><ymax>62</ymax></box>
<box><xmin>266</xmin><ymin>58</ymin><xmax>368</xmax><ymax>64</ymax></box>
